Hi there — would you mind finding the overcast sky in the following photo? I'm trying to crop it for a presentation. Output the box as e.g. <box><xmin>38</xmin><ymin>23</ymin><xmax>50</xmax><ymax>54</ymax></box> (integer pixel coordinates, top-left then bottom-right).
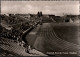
<box><xmin>1</xmin><ymin>1</ymin><xmax>79</xmax><ymax>16</ymax></box>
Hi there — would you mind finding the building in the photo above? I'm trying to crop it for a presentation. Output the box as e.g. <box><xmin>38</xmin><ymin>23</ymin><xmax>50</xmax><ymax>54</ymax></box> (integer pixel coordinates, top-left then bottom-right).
<box><xmin>54</xmin><ymin>16</ymin><xmax>63</xmax><ymax>23</ymax></box>
<box><xmin>15</xmin><ymin>14</ymin><xmax>31</xmax><ymax>19</ymax></box>
<box><xmin>49</xmin><ymin>15</ymin><xmax>55</xmax><ymax>19</ymax></box>
<box><xmin>65</xmin><ymin>15</ymin><xmax>79</xmax><ymax>23</ymax></box>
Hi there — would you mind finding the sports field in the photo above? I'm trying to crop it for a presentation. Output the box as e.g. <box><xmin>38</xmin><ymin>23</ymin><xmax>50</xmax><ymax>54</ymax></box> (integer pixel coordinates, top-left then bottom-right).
<box><xmin>25</xmin><ymin>22</ymin><xmax>80</xmax><ymax>56</ymax></box>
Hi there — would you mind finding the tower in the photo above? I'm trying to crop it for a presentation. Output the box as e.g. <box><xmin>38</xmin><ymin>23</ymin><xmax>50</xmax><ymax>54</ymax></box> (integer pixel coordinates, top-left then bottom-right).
<box><xmin>37</xmin><ymin>11</ymin><xmax>42</xmax><ymax>17</ymax></box>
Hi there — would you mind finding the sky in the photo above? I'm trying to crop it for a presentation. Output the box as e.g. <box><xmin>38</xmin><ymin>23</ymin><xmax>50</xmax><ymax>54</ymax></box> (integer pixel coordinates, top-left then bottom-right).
<box><xmin>1</xmin><ymin>1</ymin><xmax>79</xmax><ymax>16</ymax></box>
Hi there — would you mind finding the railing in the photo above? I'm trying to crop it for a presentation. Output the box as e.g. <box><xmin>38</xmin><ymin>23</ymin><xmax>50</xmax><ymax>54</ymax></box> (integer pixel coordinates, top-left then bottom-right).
<box><xmin>21</xmin><ymin>22</ymin><xmax>39</xmax><ymax>43</ymax></box>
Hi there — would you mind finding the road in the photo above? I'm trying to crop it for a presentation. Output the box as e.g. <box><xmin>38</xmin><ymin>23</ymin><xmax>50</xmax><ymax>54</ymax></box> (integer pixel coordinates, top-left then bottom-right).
<box><xmin>25</xmin><ymin>23</ymin><xmax>80</xmax><ymax>56</ymax></box>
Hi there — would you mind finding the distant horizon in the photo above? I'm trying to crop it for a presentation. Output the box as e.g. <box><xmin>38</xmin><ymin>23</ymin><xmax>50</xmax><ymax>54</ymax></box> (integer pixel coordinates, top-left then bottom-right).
<box><xmin>1</xmin><ymin>13</ymin><xmax>79</xmax><ymax>16</ymax></box>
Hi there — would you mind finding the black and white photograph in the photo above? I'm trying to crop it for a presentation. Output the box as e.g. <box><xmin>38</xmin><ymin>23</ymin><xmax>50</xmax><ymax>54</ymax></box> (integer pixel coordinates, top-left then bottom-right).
<box><xmin>0</xmin><ymin>0</ymin><xmax>80</xmax><ymax>56</ymax></box>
